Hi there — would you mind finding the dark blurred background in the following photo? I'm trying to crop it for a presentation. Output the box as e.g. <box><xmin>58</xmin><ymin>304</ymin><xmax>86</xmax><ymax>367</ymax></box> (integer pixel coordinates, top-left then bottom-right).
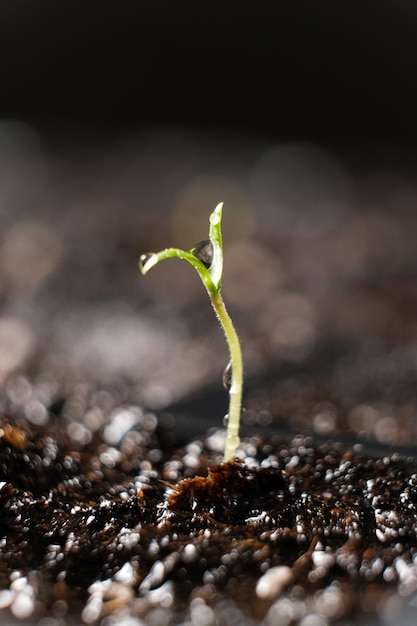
<box><xmin>0</xmin><ymin>1</ymin><xmax>416</xmax><ymax>144</ymax></box>
<box><xmin>0</xmin><ymin>2</ymin><xmax>416</xmax><ymax>451</ymax></box>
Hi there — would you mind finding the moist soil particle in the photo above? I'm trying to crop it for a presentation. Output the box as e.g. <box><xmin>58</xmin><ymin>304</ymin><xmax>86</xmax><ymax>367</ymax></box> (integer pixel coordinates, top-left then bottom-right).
<box><xmin>0</xmin><ymin>415</ymin><xmax>416</xmax><ymax>625</ymax></box>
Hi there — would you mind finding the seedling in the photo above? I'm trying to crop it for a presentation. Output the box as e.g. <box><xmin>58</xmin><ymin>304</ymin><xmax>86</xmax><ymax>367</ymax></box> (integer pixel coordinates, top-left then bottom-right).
<box><xmin>139</xmin><ymin>203</ymin><xmax>243</xmax><ymax>461</ymax></box>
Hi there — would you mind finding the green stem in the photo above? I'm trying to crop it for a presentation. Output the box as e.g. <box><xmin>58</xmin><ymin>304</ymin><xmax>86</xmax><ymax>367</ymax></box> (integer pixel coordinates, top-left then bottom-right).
<box><xmin>211</xmin><ymin>291</ymin><xmax>243</xmax><ymax>462</ymax></box>
<box><xmin>139</xmin><ymin>203</ymin><xmax>243</xmax><ymax>462</ymax></box>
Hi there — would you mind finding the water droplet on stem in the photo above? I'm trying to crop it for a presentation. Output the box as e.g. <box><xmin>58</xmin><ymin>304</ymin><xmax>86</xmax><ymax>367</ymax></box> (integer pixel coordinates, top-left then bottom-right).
<box><xmin>225</xmin><ymin>433</ymin><xmax>240</xmax><ymax>459</ymax></box>
<box><xmin>223</xmin><ymin>361</ymin><xmax>232</xmax><ymax>390</ymax></box>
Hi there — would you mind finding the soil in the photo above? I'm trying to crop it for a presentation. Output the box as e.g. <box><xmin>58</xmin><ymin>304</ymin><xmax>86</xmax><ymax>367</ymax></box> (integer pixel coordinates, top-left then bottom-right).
<box><xmin>0</xmin><ymin>411</ymin><xmax>416</xmax><ymax>626</ymax></box>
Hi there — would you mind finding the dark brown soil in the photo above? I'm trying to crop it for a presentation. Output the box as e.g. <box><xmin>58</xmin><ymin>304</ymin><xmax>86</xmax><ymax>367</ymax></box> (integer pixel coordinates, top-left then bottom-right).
<box><xmin>0</xmin><ymin>412</ymin><xmax>416</xmax><ymax>625</ymax></box>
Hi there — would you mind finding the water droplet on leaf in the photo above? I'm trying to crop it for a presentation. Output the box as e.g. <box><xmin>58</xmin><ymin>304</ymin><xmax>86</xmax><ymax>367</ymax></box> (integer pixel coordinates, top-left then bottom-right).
<box><xmin>191</xmin><ymin>240</ymin><xmax>213</xmax><ymax>269</ymax></box>
<box><xmin>223</xmin><ymin>414</ymin><xmax>229</xmax><ymax>427</ymax></box>
<box><xmin>139</xmin><ymin>253</ymin><xmax>158</xmax><ymax>274</ymax></box>
<box><xmin>209</xmin><ymin>203</ymin><xmax>223</xmax><ymax>226</ymax></box>
<box><xmin>223</xmin><ymin>361</ymin><xmax>232</xmax><ymax>390</ymax></box>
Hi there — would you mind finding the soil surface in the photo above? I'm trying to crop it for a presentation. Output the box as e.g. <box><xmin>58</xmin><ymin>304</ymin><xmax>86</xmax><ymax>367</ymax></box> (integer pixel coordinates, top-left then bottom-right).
<box><xmin>1</xmin><ymin>414</ymin><xmax>417</xmax><ymax>626</ymax></box>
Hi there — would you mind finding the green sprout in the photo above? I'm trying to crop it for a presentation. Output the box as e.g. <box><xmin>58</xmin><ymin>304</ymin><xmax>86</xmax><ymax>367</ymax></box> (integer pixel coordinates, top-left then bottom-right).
<box><xmin>139</xmin><ymin>203</ymin><xmax>243</xmax><ymax>462</ymax></box>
